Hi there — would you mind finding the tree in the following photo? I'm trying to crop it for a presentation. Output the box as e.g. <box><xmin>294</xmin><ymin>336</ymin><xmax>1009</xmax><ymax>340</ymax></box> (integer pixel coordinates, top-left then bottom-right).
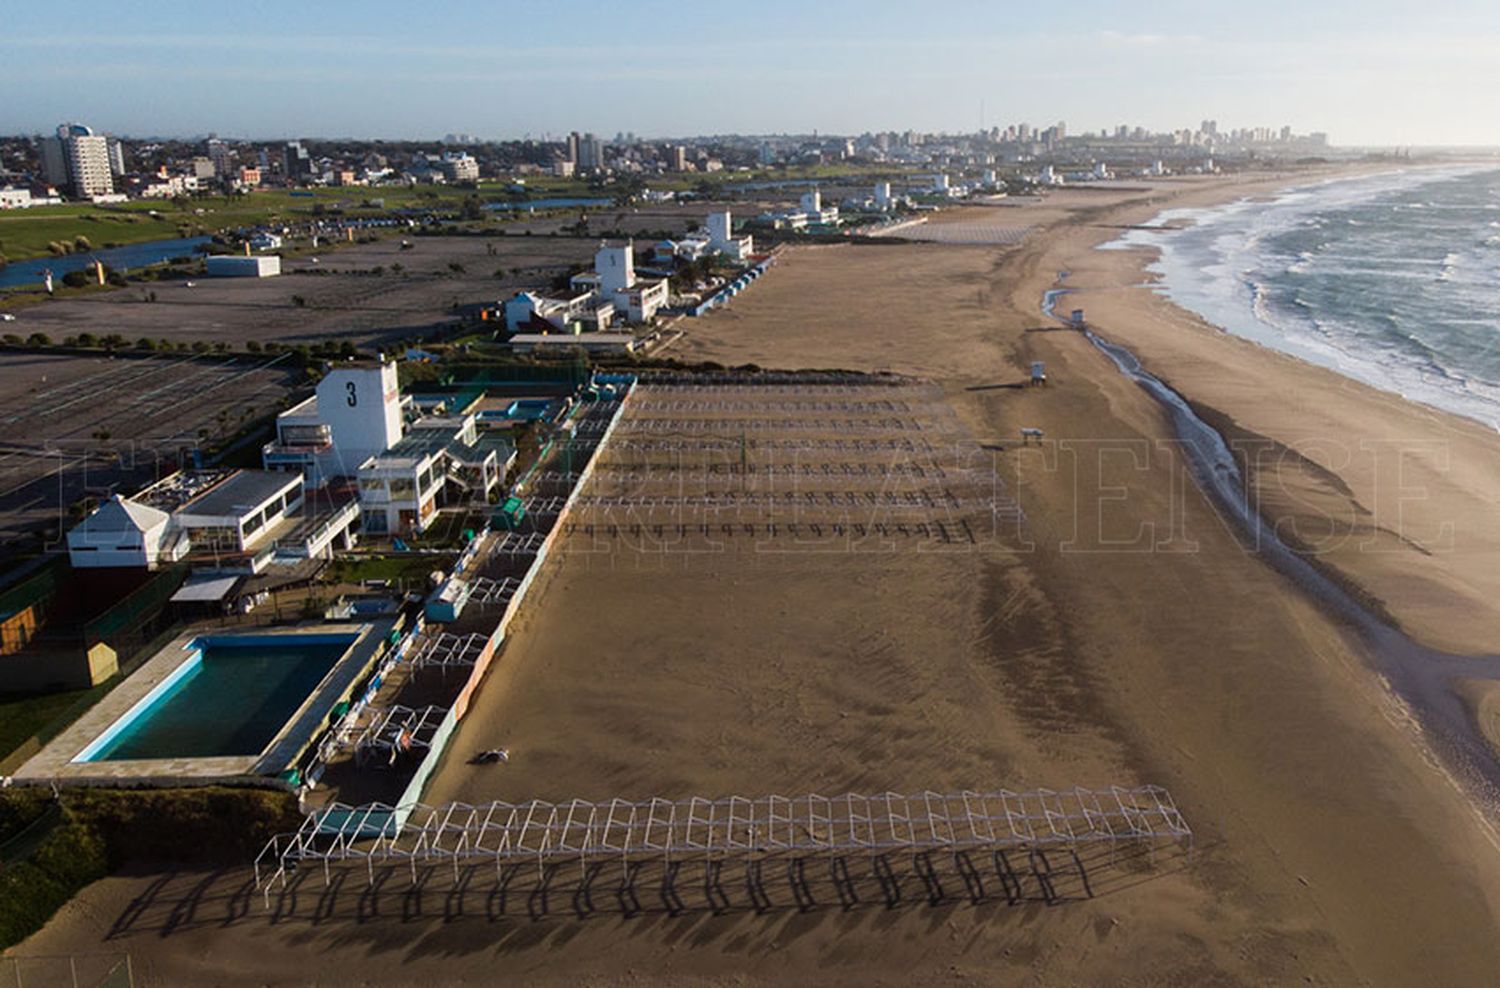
<box><xmin>136</xmin><ymin>337</ymin><xmax>156</xmax><ymax>350</ymax></box>
<box><xmin>448</xmin><ymin>262</ymin><xmax>466</xmax><ymax>275</ymax></box>
<box><xmin>246</xmin><ymin>340</ymin><xmax>262</xmax><ymax>353</ymax></box>
<box><xmin>26</xmin><ymin>333</ymin><xmax>51</xmax><ymax>346</ymax></box>
<box><xmin>460</xmin><ymin>195</ymin><xmax>484</xmax><ymax>221</ymax></box>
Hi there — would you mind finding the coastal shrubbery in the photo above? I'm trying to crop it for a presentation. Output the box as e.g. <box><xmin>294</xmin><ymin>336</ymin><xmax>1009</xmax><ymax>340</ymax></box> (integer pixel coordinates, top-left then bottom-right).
<box><xmin>0</xmin><ymin>786</ymin><xmax>301</xmax><ymax>948</ymax></box>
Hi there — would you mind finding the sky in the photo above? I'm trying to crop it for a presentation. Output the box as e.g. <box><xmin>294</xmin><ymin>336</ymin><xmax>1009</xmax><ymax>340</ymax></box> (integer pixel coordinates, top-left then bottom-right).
<box><xmin>6</xmin><ymin>0</ymin><xmax>1500</xmax><ymax>146</ymax></box>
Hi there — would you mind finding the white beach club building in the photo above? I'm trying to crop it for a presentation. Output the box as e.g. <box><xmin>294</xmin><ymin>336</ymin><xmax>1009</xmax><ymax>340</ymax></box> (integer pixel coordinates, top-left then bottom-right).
<box><xmin>66</xmin><ymin>495</ymin><xmax>186</xmax><ymax>569</ymax></box>
<box><xmin>264</xmin><ymin>362</ymin><xmax>405</xmax><ymax>489</ymax></box>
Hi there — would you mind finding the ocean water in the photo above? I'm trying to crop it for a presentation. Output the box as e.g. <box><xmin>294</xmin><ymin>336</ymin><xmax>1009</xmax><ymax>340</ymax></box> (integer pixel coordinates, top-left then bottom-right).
<box><xmin>1105</xmin><ymin>164</ymin><xmax>1500</xmax><ymax>429</ymax></box>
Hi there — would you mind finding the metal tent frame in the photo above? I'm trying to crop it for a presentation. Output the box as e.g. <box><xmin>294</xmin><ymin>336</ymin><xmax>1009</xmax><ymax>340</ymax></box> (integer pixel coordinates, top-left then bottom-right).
<box><xmin>255</xmin><ymin>785</ymin><xmax>1190</xmax><ymax>899</ymax></box>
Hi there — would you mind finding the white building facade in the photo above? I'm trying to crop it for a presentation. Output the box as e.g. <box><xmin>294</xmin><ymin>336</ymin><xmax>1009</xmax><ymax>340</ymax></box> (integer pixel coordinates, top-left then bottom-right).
<box><xmin>66</xmin><ymin>495</ymin><xmax>182</xmax><ymax>569</ymax></box>
<box><xmin>265</xmin><ymin>362</ymin><xmax>404</xmax><ymax>487</ymax></box>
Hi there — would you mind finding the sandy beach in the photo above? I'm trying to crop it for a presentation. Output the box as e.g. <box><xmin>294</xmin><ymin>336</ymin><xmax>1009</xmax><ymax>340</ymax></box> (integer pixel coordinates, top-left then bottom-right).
<box><xmin>14</xmin><ymin>167</ymin><xmax>1500</xmax><ymax>984</ymax></box>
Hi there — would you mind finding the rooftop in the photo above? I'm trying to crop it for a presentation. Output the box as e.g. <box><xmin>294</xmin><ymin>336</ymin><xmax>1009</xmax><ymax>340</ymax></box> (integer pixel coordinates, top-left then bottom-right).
<box><xmin>135</xmin><ymin>469</ymin><xmax>237</xmax><ymax>513</ymax></box>
<box><xmin>385</xmin><ymin>429</ymin><xmax>457</xmax><ymax>460</ymax></box>
<box><xmin>177</xmin><ymin>469</ymin><xmax>300</xmax><ymax>518</ymax></box>
<box><xmin>278</xmin><ymin>394</ymin><xmax>320</xmax><ymax>422</ymax></box>
<box><xmin>74</xmin><ymin>494</ymin><xmax>171</xmax><ymax>535</ymax></box>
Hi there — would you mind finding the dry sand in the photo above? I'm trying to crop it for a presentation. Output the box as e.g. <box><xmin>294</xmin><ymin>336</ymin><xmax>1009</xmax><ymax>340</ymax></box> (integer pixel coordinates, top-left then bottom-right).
<box><xmin>13</xmin><ymin>169</ymin><xmax>1500</xmax><ymax>985</ymax></box>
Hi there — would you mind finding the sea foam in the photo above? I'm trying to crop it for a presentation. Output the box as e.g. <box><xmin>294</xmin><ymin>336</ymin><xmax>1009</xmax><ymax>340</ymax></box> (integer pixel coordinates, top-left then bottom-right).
<box><xmin>1104</xmin><ymin>164</ymin><xmax>1500</xmax><ymax>430</ymax></box>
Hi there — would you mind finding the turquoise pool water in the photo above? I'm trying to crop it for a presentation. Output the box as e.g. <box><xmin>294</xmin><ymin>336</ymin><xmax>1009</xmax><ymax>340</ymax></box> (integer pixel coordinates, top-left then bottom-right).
<box><xmin>78</xmin><ymin>635</ymin><xmax>355</xmax><ymax>761</ymax></box>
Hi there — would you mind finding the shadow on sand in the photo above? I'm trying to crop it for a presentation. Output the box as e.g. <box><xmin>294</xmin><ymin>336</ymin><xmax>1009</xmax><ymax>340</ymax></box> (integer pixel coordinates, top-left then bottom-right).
<box><xmin>104</xmin><ymin>839</ymin><xmax>1195</xmax><ymax>947</ymax></box>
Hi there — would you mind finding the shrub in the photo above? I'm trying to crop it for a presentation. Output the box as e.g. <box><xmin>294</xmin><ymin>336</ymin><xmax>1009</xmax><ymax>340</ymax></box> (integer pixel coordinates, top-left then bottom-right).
<box><xmin>0</xmin><ymin>788</ymin><xmax>52</xmax><ymax>843</ymax></box>
<box><xmin>61</xmin><ymin>270</ymin><xmax>90</xmax><ymax>289</ymax></box>
<box><xmin>64</xmin><ymin>787</ymin><xmax>300</xmax><ymax>865</ymax></box>
<box><xmin>0</xmin><ymin>800</ymin><xmax>107</xmax><ymax>949</ymax></box>
<box><xmin>0</xmin><ymin>787</ymin><xmax>299</xmax><ymax>948</ymax></box>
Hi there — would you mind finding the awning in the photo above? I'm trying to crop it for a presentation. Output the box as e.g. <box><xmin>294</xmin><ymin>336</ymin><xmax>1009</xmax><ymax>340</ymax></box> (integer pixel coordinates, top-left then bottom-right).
<box><xmin>170</xmin><ymin>574</ymin><xmax>243</xmax><ymax>603</ymax></box>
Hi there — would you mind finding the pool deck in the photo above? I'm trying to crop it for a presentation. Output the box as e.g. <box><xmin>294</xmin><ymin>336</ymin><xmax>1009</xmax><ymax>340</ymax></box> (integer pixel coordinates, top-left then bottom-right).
<box><xmin>10</xmin><ymin>620</ymin><xmax>395</xmax><ymax>787</ymax></box>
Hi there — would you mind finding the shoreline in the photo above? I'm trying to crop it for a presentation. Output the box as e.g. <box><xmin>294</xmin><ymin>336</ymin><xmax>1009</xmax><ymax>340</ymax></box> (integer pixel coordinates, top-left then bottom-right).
<box><xmin>1033</xmin><ymin>167</ymin><xmax>1500</xmax><ymax>773</ymax></box>
<box><xmin>1036</xmin><ymin>165</ymin><xmax>1500</xmax><ymax>656</ymax></box>
<box><xmin>1043</xmin><ymin>263</ymin><xmax>1500</xmax><ymax>823</ymax></box>
<box><xmin>1101</xmin><ymin>162</ymin><xmax>1500</xmax><ymax>434</ymax></box>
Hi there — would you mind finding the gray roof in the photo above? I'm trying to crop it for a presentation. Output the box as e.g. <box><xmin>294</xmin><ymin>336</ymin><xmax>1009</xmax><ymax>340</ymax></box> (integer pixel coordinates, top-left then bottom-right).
<box><xmin>177</xmin><ymin>470</ymin><xmax>298</xmax><ymax>518</ymax></box>
<box><xmin>75</xmin><ymin>494</ymin><xmax>170</xmax><ymax>535</ymax></box>
<box><xmin>170</xmin><ymin>573</ymin><xmax>243</xmax><ymax>603</ymax></box>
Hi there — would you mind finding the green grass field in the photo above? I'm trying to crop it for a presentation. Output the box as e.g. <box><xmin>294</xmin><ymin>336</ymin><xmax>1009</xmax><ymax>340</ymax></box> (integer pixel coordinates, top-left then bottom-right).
<box><xmin>0</xmin><ymin>186</ymin><xmax>472</xmax><ymax>262</ymax></box>
<box><xmin>327</xmin><ymin>553</ymin><xmax>457</xmax><ymax>587</ymax></box>
<box><xmin>0</xmin><ymin>689</ymin><xmax>93</xmax><ymax>767</ymax></box>
<box><xmin>0</xmin><ymin>163</ymin><xmax>925</xmax><ymax>264</ymax></box>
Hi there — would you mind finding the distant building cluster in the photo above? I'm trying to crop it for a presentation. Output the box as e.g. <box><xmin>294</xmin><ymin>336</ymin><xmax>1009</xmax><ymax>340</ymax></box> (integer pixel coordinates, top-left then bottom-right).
<box><xmin>503</xmin><ymin>239</ymin><xmax>671</xmax><ymax>337</ymax></box>
<box><xmin>0</xmin><ymin>114</ymin><xmax>1338</xmax><ymax>212</ymax></box>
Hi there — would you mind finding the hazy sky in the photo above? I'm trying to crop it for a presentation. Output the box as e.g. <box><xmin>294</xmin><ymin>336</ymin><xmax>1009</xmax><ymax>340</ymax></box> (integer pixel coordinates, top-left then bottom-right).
<box><xmin>6</xmin><ymin>0</ymin><xmax>1500</xmax><ymax>145</ymax></box>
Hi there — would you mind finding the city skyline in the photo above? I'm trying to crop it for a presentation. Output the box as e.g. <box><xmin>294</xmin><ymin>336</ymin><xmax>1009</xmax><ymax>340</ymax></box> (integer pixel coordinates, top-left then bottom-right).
<box><xmin>6</xmin><ymin>0</ymin><xmax>1500</xmax><ymax>146</ymax></box>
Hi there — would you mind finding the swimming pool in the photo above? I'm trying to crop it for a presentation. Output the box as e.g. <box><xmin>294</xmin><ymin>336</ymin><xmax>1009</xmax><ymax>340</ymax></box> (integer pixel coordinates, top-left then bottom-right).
<box><xmin>74</xmin><ymin>633</ymin><xmax>357</xmax><ymax>762</ymax></box>
<box><xmin>476</xmin><ymin>398</ymin><xmax>557</xmax><ymax>422</ymax></box>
